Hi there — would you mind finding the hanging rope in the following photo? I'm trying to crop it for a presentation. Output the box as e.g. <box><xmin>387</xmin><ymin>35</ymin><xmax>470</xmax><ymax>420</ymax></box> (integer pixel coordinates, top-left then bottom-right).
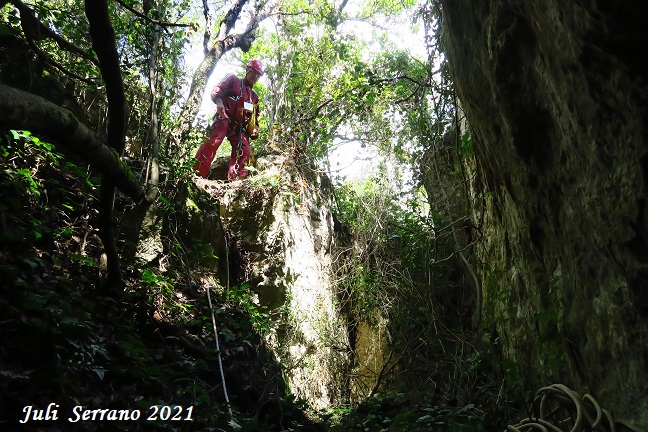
<box><xmin>232</xmin><ymin>126</ymin><xmax>244</xmax><ymax>177</ymax></box>
<box><xmin>205</xmin><ymin>285</ymin><xmax>232</xmax><ymax>420</ymax></box>
<box><xmin>203</xmin><ymin>231</ymin><xmax>236</xmax><ymax>422</ymax></box>
<box><xmin>507</xmin><ymin>384</ymin><xmax>645</xmax><ymax>432</ymax></box>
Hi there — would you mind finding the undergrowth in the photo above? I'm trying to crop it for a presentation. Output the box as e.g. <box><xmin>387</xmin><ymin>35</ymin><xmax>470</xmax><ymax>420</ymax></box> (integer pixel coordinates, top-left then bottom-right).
<box><xmin>323</xmin><ymin>391</ymin><xmax>483</xmax><ymax>432</ymax></box>
<box><xmin>0</xmin><ymin>131</ymin><xmax>321</xmax><ymax>431</ymax></box>
<box><xmin>326</xmin><ymin>172</ymin><xmax>521</xmax><ymax>431</ymax></box>
<box><xmin>0</xmin><ymin>131</ymin><xmax>521</xmax><ymax>432</ymax></box>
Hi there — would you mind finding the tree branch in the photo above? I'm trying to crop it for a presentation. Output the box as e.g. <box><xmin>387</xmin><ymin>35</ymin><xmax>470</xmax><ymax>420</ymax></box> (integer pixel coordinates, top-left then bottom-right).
<box><xmin>22</xmin><ymin>37</ymin><xmax>99</xmax><ymax>85</ymax></box>
<box><xmin>85</xmin><ymin>0</ymin><xmax>125</xmax><ymax>155</ymax></box>
<box><xmin>0</xmin><ymin>84</ymin><xmax>143</xmax><ymax>200</ymax></box>
<box><xmin>9</xmin><ymin>0</ymin><xmax>99</xmax><ymax>66</ymax></box>
<box><xmin>202</xmin><ymin>0</ymin><xmax>212</xmax><ymax>55</ymax></box>
<box><xmin>221</xmin><ymin>0</ymin><xmax>249</xmax><ymax>35</ymax></box>
<box><xmin>115</xmin><ymin>0</ymin><xmax>192</xmax><ymax>33</ymax></box>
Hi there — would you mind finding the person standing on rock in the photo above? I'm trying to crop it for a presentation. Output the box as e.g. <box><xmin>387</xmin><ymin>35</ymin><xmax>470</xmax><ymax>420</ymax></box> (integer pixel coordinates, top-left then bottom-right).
<box><xmin>193</xmin><ymin>59</ymin><xmax>264</xmax><ymax>180</ymax></box>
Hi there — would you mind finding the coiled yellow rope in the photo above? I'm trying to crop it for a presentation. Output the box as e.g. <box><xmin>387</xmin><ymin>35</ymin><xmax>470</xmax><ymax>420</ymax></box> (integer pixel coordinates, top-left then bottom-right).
<box><xmin>507</xmin><ymin>384</ymin><xmax>645</xmax><ymax>432</ymax></box>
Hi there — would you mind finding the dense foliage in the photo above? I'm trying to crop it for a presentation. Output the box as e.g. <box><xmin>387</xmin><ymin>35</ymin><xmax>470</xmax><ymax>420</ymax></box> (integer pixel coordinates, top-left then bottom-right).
<box><xmin>0</xmin><ymin>0</ymin><xmax>521</xmax><ymax>430</ymax></box>
<box><xmin>0</xmin><ymin>132</ymin><xmax>330</xmax><ymax>431</ymax></box>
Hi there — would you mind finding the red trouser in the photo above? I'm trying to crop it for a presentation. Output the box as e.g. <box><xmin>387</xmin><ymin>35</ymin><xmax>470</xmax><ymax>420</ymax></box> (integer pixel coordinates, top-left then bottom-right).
<box><xmin>193</xmin><ymin>118</ymin><xmax>251</xmax><ymax>179</ymax></box>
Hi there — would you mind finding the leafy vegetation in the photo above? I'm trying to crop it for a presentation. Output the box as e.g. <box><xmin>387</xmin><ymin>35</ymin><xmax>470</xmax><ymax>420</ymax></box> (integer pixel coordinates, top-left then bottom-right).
<box><xmin>328</xmin><ymin>163</ymin><xmax>515</xmax><ymax>427</ymax></box>
<box><xmin>0</xmin><ymin>131</ymin><xmax>325</xmax><ymax>431</ymax></box>
<box><xmin>0</xmin><ymin>0</ymin><xmax>527</xmax><ymax>430</ymax></box>
<box><xmin>324</xmin><ymin>391</ymin><xmax>484</xmax><ymax>432</ymax></box>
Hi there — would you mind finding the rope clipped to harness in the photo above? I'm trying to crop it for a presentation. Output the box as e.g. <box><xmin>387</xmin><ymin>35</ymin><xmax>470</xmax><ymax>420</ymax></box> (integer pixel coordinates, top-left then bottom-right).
<box><xmin>232</xmin><ymin>127</ymin><xmax>244</xmax><ymax>177</ymax></box>
<box><xmin>231</xmin><ymin>78</ymin><xmax>252</xmax><ymax>178</ymax></box>
<box><xmin>506</xmin><ymin>384</ymin><xmax>644</xmax><ymax>432</ymax></box>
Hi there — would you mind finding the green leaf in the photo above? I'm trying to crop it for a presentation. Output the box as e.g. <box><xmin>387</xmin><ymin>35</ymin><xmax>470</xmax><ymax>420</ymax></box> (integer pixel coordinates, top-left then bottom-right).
<box><xmin>16</xmin><ymin>168</ymin><xmax>31</xmax><ymax>178</ymax></box>
<box><xmin>92</xmin><ymin>368</ymin><xmax>107</xmax><ymax>380</ymax></box>
<box><xmin>220</xmin><ymin>328</ymin><xmax>236</xmax><ymax>342</ymax></box>
<box><xmin>457</xmin><ymin>403</ymin><xmax>475</xmax><ymax>414</ymax></box>
<box><xmin>0</xmin><ymin>24</ymin><xmax>11</xmax><ymax>36</ymax></box>
<box><xmin>58</xmin><ymin>227</ymin><xmax>73</xmax><ymax>237</ymax></box>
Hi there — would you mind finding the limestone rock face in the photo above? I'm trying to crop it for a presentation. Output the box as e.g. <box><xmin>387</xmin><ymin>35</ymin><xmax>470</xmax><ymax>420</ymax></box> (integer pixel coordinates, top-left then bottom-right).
<box><xmin>198</xmin><ymin>154</ymin><xmax>348</xmax><ymax>409</ymax></box>
<box><xmin>440</xmin><ymin>1</ymin><xmax>648</xmax><ymax>424</ymax></box>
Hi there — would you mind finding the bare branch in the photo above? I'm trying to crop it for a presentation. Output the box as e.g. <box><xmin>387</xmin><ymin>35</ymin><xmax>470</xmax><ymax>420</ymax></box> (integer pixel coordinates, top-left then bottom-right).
<box><xmin>220</xmin><ymin>0</ymin><xmax>249</xmax><ymax>35</ymax></box>
<box><xmin>202</xmin><ymin>0</ymin><xmax>212</xmax><ymax>55</ymax></box>
<box><xmin>85</xmin><ymin>0</ymin><xmax>125</xmax><ymax>154</ymax></box>
<box><xmin>115</xmin><ymin>0</ymin><xmax>192</xmax><ymax>32</ymax></box>
<box><xmin>340</xmin><ymin>17</ymin><xmax>388</xmax><ymax>31</ymax></box>
<box><xmin>9</xmin><ymin>0</ymin><xmax>99</xmax><ymax>66</ymax></box>
<box><xmin>85</xmin><ymin>0</ymin><xmax>128</xmax><ymax>291</ymax></box>
<box><xmin>23</xmin><ymin>37</ymin><xmax>99</xmax><ymax>85</ymax></box>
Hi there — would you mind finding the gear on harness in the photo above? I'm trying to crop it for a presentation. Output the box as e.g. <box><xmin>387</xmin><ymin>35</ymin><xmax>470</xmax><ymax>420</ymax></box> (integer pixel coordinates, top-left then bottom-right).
<box><xmin>231</xmin><ymin>124</ymin><xmax>244</xmax><ymax>179</ymax></box>
<box><xmin>230</xmin><ymin>79</ymin><xmax>257</xmax><ymax>179</ymax></box>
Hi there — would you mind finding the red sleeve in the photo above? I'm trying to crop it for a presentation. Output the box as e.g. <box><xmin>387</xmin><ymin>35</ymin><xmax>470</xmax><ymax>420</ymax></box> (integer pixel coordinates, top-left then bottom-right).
<box><xmin>211</xmin><ymin>74</ymin><xmax>238</xmax><ymax>103</ymax></box>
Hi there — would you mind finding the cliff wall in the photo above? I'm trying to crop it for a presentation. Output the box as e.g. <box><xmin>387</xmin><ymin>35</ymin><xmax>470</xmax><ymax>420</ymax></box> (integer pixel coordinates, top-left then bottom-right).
<box><xmin>197</xmin><ymin>154</ymin><xmax>349</xmax><ymax>409</ymax></box>
<box><xmin>440</xmin><ymin>0</ymin><xmax>648</xmax><ymax>424</ymax></box>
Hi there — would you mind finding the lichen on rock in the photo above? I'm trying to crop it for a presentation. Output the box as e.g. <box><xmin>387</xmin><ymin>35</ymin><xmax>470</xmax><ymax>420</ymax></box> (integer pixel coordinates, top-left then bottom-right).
<box><xmin>196</xmin><ymin>153</ymin><xmax>349</xmax><ymax>409</ymax></box>
<box><xmin>440</xmin><ymin>0</ymin><xmax>648</xmax><ymax>426</ymax></box>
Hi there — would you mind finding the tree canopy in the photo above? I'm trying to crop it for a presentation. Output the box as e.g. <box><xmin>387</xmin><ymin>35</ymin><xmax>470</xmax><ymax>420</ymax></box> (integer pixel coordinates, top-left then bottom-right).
<box><xmin>0</xmin><ymin>0</ymin><xmax>493</xmax><ymax>429</ymax></box>
<box><xmin>1</xmin><ymin>0</ymin><xmax>453</xmax><ymax>178</ymax></box>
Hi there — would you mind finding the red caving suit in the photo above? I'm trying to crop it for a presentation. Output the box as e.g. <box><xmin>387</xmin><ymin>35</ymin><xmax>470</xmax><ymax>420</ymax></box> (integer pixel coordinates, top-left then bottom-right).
<box><xmin>193</xmin><ymin>74</ymin><xmax>260</xmax><ymax>179</ymax></box>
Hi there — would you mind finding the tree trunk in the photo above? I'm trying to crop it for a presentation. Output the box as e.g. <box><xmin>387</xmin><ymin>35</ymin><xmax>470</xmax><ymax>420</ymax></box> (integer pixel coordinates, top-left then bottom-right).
<box><xmin>85</xmin><ymin>0</ymin><xmax>127</xmax><ymax>292</ymax></box>
<box><xmin>0</xmin><ymin>84</ymin><xmax>142</xmax><ymax>200</ymax></box>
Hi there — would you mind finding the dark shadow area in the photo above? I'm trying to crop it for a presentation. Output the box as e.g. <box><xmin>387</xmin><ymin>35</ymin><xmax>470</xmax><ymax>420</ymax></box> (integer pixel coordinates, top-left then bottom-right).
<box><xmin>0</xmin><ymin>132</ymin><xmax>323</xmax><ymax>431</ymax></box>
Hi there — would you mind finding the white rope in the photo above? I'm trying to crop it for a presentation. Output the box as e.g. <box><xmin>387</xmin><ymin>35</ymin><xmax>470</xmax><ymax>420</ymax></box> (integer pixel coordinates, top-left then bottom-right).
<box><xmin>206</xmin><ymin>285</ymin><xmax>232</xmax><ymax>419</ymax></box>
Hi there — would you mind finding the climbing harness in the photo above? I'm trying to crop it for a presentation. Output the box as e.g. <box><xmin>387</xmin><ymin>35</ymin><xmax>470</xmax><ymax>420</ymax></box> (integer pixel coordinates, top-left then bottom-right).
<box><xmin>230</xmin><ymin>77</ymin><xmax>256</xmax><ymax>179</ymax></box>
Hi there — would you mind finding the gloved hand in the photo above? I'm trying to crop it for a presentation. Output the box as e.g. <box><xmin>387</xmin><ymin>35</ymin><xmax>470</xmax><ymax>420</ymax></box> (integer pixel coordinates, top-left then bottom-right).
<box><xmin>216</xmin><ymin>104</ymin><xmax>228</xmax><ymax>119</ymax></box>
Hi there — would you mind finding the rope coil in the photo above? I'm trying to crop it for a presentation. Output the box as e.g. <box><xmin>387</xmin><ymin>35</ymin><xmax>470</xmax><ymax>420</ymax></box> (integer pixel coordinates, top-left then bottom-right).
<box><xmin>506</xmin><ymin>384</ymin><xmax>644</xmax><ymax>432</ymax></box>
